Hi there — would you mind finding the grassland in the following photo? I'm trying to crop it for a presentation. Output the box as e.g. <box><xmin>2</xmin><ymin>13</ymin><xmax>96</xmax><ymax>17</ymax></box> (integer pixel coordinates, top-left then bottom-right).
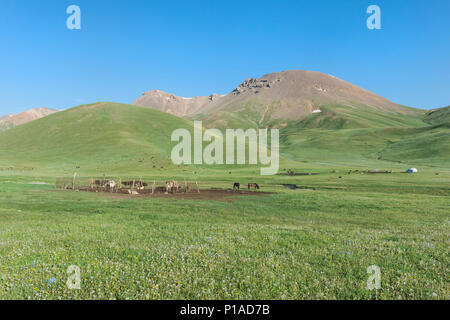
<box><xmin>0</xmin><ymin>169</ymin><xmax>448</xmax><ymax>300</ymax></box>
<box><xmin>0</xmin><ymin>102</ymin><xmax>448</xmax><ymax>300</ymax></box>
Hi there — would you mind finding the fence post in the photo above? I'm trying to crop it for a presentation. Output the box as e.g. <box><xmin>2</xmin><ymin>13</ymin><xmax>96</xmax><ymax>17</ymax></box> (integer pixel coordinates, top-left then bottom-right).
<box><xmin>195</xmin><ymin>181</ymin><xmax>200</xmax><ymax>194</ymax></box>
<box><xmin>72</xmin><ymin>172</ymin><xmax>77</xmax><ymax>190</ymax></box>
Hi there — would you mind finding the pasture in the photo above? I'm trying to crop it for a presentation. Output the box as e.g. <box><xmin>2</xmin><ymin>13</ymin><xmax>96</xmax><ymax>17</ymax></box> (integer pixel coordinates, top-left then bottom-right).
<box><xmin>0</xmin><ymin>167</ymin><xmax>448</xmax><ymax>300</ymax></box>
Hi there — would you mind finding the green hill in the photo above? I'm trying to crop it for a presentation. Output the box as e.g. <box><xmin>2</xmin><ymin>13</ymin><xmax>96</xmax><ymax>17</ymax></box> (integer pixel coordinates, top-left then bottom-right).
<box><xmin>0</xmin><ymin>101</ymin><xmax>448</xmax><ymax>174</ymax></box>
<box><xmin>424</xmin><ymin>106</ymin><xmax>450</xmax><ymax>125</ymax></box>
<box><xmin>0</xmin><ymin>102</ymin><xmax>194</xmax><ymax>174</ymax></box>
<box><xmin>379</xmin><ymin>122</ymin><xmax>450</xmax><ymax>165</ymax></box>
<box><xmin>197</xmin><ymin>101</ymin><xmax>450</xmax><ymax>168</ymax></box>
<box><xmin>280</xmin><ymin>123</ymin><xmax>449</xmax><ymax>167</ymax></box>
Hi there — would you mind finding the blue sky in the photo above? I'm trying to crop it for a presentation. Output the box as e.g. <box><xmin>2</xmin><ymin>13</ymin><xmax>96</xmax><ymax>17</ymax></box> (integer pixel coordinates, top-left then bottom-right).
<box><xmin>0</xmin><ymin>0</ymin><xmax>449</xmax><ymax>114</ymax></box>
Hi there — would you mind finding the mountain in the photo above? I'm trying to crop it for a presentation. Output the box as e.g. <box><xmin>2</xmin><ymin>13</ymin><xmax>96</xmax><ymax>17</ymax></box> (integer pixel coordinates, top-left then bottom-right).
<box><xmin>194</xmin><ymin>70</ymin><xmax>424</xmax><ymax>129</ymax></box>
<box><xmin>132</xmin><ymin>90</ymin><xmax>225</xmax><ymax>117</ymax></box>
<box><xmin>0</xmin><ymin>103</ymin><xmax>193</xmax><ymax>173</ymax></box>
<box><xmin>0</xmin><ymin>107</ymin><xmax>58</xmax><ymax>131</ymax></box>
<box><xmin>132</xmin><ymin>70</ymin><xmax>425</xmax><ymax>130</ymax></box>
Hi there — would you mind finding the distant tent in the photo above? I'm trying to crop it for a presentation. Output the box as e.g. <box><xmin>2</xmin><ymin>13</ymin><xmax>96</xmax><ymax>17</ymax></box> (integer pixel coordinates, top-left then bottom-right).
<box><xmin>406</xmin><ymin>168</ymin><xmax>418</xmax><ymax>173</ymax></box>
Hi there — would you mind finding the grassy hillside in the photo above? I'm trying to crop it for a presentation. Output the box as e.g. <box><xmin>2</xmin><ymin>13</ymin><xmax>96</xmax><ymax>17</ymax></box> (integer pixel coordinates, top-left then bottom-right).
<box><xmin>289</xmin><ymin>104</ymin><xmax>426</xmax><ymax>130</ymax></box>
<box><xmin>197</xmin><ymin>100</ymin><xmax>425</xmax><ymax>131</ymax></box>
<box><xmin>280</xmin><ymin>123</ymin><xmax>450</xmax><ymax>168</ymax></box>
<box><xmin>379</xmin><ymin>123</ymin><xmax>450</xmax><ymax>165</ymax></box>
<box><xmin>0</xmin><ymin>103</ymin><xmax>194</xmax><ymax>174</ymax></box>
<box><xmin>0</xmin><ymin>101</ymin><xmax>448</xmax><ymax>175</ymax></box>
<box><xmin>424</xmin><ymin>106</ymin><xmax>450</xmax><ymax>125</ymax></box>
<box><xmin>272</xmin><ymin>104</ymin><xmax>447</xmax><ymax>168</ymax></box>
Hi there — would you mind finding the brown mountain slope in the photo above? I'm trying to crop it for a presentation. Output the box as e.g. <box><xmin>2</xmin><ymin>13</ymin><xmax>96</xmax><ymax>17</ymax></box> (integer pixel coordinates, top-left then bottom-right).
<box><xmin>197</xmin><ymin>70</ymin><xmax>421</xmax><ymax>128</ymax></box>
<box><xmin>132</xmin><ymin>90</ymin><xmax>224</xmax><ymax>116</ymax></box>
<box><xmin>205</xmin><ymin>70</ymin><xmax>405</xmax><ymax>113</ymax></box>
<box><xmin>0</xmin><ymin>107</ymin><xmax>58</xmax><ymax>131</ymax></box>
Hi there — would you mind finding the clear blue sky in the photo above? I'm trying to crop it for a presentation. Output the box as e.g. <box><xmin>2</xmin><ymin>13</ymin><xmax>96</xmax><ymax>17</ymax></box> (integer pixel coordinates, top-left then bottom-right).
<box><xmin>0</xmin><ymin>0</ymin><xmax>449</xmax><ymax>114</ymax></box>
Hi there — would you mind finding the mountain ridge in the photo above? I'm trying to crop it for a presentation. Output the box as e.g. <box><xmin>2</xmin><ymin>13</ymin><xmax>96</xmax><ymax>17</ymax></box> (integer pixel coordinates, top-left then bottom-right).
<box><xmin>132</xmin><ymin>90</ymin><xmax>225</xmax><ymax>117</ymax></box>
<box><xmin>0</xmin><ymin>107</ymin><xmax>58</xmax><ymax>131</ymax></box>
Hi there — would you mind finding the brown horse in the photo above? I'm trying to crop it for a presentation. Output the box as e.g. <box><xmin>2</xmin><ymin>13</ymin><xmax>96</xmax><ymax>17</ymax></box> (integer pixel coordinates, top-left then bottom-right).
<box><xmin>248</xmin><ymin>183</ymin><xmax>260</xmax><ymax>190</ymax></box>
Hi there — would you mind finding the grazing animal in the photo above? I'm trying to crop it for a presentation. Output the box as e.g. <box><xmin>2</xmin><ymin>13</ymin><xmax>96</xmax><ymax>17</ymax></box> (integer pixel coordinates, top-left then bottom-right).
<box><xmin>135</xmin><ymin>181</ymin><xmax>148</xmax><ymax>190</ymax></box>
<box><xmin>233</xmin><ymin>183</ymin><xmax>240</xmax><ymax>191</ymax></box>
<box><xmin>95</xmin><ymin>179</ymin><xmax>115</xmax><ymax>191</ymax></box>
<box><xmin>248</xmin><ymin>183</ymin><xmax>260</xmax><ymax>190</ymax></box>
<box><xmin>105</xmin><ymin>180</ymin><xmax>116</xmax><ymax>192</ymax></box>
<box><xmin>165</xmin><ymin>181</ymin><xmax>180</xmax><ymax>194</ymax></box>
<box><xmin>122</xmin><ymin>180</ymin><xmax>148</xmax><ymax>190</ymax></box>
<box><xmin>94</xmin><ymin>179</ymin><xmax>108</xmax><ymax>186</ymax></box>
<box><xmin>154</xmin><ymin>186</ymin><xmax>167</xmax><ymax>193</ymax></box>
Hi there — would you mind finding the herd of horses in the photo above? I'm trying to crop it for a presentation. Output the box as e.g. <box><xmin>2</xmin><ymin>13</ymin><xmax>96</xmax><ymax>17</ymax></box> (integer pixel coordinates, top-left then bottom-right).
<box><xmin>93</xmin><ymin>179</ymin><xmax>182</xmax><ymax>194</ymax></box>
<box><xmin>233</xmin><ymin>182</ymin><xmax>260</xmax><ymax>191</ymax></box>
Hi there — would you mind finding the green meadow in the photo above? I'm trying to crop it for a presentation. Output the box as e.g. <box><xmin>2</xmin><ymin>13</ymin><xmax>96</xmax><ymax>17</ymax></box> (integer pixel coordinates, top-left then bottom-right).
<box><xmin>0</xmin><ymin>103</ymin><xmax>449</xmax><ymax>299</ymax></box>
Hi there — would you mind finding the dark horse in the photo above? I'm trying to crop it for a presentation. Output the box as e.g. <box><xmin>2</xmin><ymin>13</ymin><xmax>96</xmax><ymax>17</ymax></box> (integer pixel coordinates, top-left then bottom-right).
<box><xmin>122</xmin><ymin>181</ymin><xmax>148</xmax><ymax>188</ymax></box>
<box><xmin>233</xmin><ymin>183</ymin><xmax>240</xmax><ymax>191</ymax></box>
<box><xmin>248</xmin><ymin>183</ymin><xmax>260</xmax><ymax>190</ymax></box>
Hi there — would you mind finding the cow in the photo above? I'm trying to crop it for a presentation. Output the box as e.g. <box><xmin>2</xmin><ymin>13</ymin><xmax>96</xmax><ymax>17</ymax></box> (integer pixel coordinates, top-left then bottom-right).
<box><xmin>233</xmin><ymin>183</ymin><xmax>240</xmax><ymax>191</ymax></box>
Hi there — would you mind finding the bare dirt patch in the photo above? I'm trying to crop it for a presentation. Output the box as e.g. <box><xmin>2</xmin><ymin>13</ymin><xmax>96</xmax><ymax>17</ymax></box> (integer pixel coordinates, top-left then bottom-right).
<box><xmin>81</xmin><ymin>188</ymin><xmax>274</xmax><ymax>202</ymax></box>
